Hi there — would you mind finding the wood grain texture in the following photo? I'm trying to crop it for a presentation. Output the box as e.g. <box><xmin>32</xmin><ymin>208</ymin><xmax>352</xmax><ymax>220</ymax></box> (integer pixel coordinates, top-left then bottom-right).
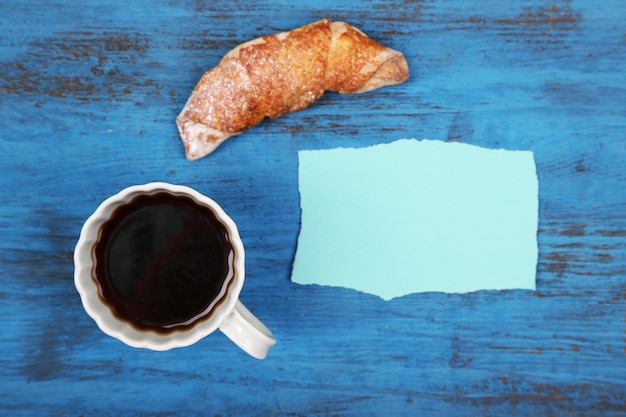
<box><xmin>1</xmin><ymin>0</ymin><xmax>624</xmax><ymax>415</ymax></box>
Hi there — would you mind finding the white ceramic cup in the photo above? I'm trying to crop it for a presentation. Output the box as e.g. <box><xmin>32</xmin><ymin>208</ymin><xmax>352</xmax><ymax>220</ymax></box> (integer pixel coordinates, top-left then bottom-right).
<box><xmin>74</xmin><ymin>182</ymin><xmax>276</xmax><ymax>359</ymax></box>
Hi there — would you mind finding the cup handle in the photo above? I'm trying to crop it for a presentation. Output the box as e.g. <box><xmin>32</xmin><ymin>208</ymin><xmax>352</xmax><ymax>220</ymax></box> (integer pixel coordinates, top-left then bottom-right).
<box><xmin>218</xmin><ymin>301</ymin><xmax>276</xmax><ymax>359</ymax></box>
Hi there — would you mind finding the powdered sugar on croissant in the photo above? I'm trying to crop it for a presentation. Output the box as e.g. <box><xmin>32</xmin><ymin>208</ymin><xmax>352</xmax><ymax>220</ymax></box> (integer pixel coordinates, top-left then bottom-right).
<box><xmin>177</xmin><ymin>19</ymin><xmax>409</xmax><ymax>160</ymax></box>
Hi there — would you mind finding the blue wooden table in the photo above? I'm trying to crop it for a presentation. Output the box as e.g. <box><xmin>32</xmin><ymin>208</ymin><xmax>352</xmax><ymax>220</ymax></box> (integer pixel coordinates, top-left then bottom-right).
<box><xmin>1</xmin><ymin>0</ymin><xmax>625</xmax><ymax>415</ymax></box>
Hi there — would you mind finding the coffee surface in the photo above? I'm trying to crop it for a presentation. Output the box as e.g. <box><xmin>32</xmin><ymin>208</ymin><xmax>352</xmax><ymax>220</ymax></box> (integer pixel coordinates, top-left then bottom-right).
<box><xmin>94</xmin><ymin>192</ymin><xmax>232</xmax><ymax>333</ymax></box>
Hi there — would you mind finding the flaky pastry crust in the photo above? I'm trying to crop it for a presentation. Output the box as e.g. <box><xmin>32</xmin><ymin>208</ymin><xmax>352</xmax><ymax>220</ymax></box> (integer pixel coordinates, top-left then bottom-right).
<box><xmin>177</xmin><ymin>19</ymin><xmax>409</xmax><ymax>160</ymax></box>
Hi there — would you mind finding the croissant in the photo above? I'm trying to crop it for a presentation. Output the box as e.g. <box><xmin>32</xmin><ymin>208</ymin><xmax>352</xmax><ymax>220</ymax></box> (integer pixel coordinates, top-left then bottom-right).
<box><xmin>176</xmin><ymin>19</ymin><xmax>409</xmax><ymax>160</ymax></box>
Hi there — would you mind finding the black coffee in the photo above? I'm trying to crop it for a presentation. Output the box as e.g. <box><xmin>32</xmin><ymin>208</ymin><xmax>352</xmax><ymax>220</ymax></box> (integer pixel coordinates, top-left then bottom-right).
<box><xmin>93</xmin><ymin>192</ymin><xmax>233</xmax><ymax>333</ymax></box>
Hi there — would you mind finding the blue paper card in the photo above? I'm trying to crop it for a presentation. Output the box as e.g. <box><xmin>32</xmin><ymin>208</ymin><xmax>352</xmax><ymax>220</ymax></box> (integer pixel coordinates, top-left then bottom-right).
<box><xmin>292</xmin><ymin>139</ymin><xmax>538</xmax><ymax>300</ymax></box>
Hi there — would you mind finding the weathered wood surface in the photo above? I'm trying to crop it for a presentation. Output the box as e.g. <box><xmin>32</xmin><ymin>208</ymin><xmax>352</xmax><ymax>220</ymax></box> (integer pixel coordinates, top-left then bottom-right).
<box><xmin>1</xmin><ymin>0</ymin><xmax>624</xmax><ymax>415</ymax></box>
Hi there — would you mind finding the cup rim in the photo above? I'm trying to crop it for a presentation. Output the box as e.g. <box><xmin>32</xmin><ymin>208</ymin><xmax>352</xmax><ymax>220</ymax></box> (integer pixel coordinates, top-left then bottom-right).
<box><xmin>74</xmin><ymin>182</ymin><xmax>245</xmax><ymax>350</ymax></box>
